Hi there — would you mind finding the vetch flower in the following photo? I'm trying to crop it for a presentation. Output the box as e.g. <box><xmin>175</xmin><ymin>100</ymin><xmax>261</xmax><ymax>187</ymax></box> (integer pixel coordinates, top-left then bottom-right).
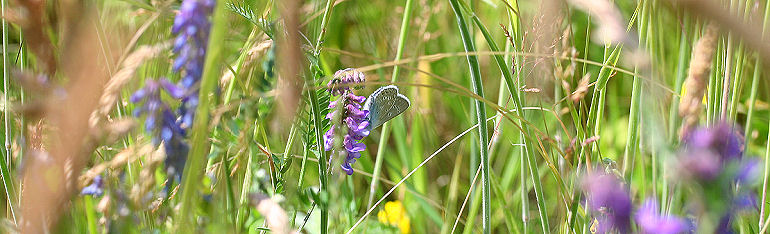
<box><xmin>581</xmin><ymin>170</ymin><xmax>632</xmax><ymax>233</ymax></box>
<box><xmin>81</xmin><ymin>175</ymin><xmax>104</xmax><ymax>197</ymax></box>
<box><xmin>716</xmin><ymin>193</ymin><xmax>758</xmax><ymax>233</ymax></box>
<box><xmin>635</xmin><ymin>198</ymin><xmax>690</xmax><ymax>234</ymax></box>
<box><xmin>675</xmin><ymin>122</ymin><xmax>760</xmax><ymax>233</ymax></box>
<box><xmin>131</xmin><ymin>80</ymin><xmax>185</xmax><ymax>141</ymax></box>
<box><xmin>377</xmin><ymin>200</ymin><xmax>410</xmax><ymax>234</ymax></box>
<box><xmin>682</xmin><ymin>123</ymin><xmax>743</xmax><ymax>161</ymax></box>
<box><xmin>130</xmin><ymin>0</ymin><xmax>214</xmax><ymax>185</ymax></box>
<box><xmin>678</xmin><ymin>122</ymin><xmax>745</xmax><ymax>181</ymax></box>
<box><xmin>324</xmin><ymin>69</ymin><xmax>370</xmax><ymax>175</ymax></box>
<box><xmin>131</xmin><ymin>79</ymin><xmax>189</xmax><ymax>183</ymax></box>
<box><xmin>171</xmin><ymin>0</ymin><xmax>215</xmax><ymax>129</ymax></box>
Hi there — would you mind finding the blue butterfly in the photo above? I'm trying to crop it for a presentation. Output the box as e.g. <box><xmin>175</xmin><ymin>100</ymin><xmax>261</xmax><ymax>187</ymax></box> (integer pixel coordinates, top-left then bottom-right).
<box><xmin>363</xmin><ymin>85</ymin><xmax>410</xmax><ymax>130</ymax></box>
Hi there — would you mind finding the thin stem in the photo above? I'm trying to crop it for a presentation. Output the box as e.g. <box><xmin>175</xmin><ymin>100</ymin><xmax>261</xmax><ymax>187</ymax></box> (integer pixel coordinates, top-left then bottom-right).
<box><xmin>622</xmin><ymin>0</ymin><xmax>649</xmax><ymax>178</ymax></box>
<box><xmin>367</xmin><ymin>0</ymin><xmax>413</xmax><ymax>210</ymax></box>
<box><xmin>2</xmin><ymin>0</ymin><xmax>8</xmax><ymax>165</ymax></box>
<box><xmin>84</xmin><ymin>196</ymin><xmax>98</xmax><ymax>234</ymax></box>
<box><xmin>755</xmin><ymin>0</ymin><xmax>770</xmax><ymax>228</ymax></box>
<box><xmin>1</xmin><ymin>0</ymin><xmax>16</xmax><ymax>223</ymax></box>
<box><xmin>762</xmin><ymin>117</ymin><xmax>770</xmax><ymax>229</ymax></box>
<box><xmin>307</xmin><ymin>0</ymin><xmax>335</xmax><ymax>232</ymax></box>
<box><xmin>447</xmin><ymin>0</ymin><xmax>494</xmax><ymax>232</ymax></box>
<box><xmin>458</xmin><ymin>0</ymin><xmax>553</xmax><ymax>231</ymax></box>
<box><xmin>313</xmin><ymin>0</ymin><xmax>335</xmax><ymax>56</ymax></box>
<box><xmin>174</xmin><ymin>1</ymin><xmax>227</xmax><ymax>231</ymax></box>
<box><xmin>669</xmin><ymin>16</ymin><xmax>691</xmax><ymax>142</ymax></box>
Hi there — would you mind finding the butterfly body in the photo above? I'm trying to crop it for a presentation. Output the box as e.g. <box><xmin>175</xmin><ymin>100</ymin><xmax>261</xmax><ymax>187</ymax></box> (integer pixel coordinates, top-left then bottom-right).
<box><xmin>363</xmin><ymin>85</ymin><xmax>410</xmax><ymax>130</ymax></box>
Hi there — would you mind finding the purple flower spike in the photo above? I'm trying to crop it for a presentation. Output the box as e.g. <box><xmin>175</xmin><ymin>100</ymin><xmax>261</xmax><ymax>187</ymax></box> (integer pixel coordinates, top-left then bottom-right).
<box><xmin>635</xmin><ymin>198</ymin><xmax>690</xmax><ymax>234</ymax></box>
<box><xmin>172</xmin><ymin>0</ymin><xmax>214</xmax><ymax>132</ymax></box>
<box><xmin>131</xmin><ymin>79</ymin><xmax>189</xmax><ymax>183</ymax></box>
<box><xmin>678</xmin><ymin>123</ymin><xmax>747</xmax><ymax>181</ymax></box>
<box><xmin>81</xmin><ymin>175</ymin><xmax>104</xmax><ymax>197</ymax></box>
<box><xmin>682</xmin><ymin>122</ymin><xmax>744</xmax><ymax>162</ymax></box>
<box><xmin>128</xmin><ymin>0</ymin><xmax>214</xmax><ymax>187</ymax></box>
<box><xmin>324</xmin><ymin>68</ymin><xmax>370</xmax><ymax>176</ymax></box>
<box><xmin>581</xmin><ymin>171</ymin><xmax>632</xmax><ymax>233</ymax></box>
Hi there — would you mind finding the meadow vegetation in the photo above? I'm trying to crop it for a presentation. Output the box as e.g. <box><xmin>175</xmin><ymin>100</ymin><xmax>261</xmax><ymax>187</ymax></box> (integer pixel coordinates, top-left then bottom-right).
<box><xmin>1</xmin><ymin>0</ymin><xmax>770</xmax><ymax>233</ymax></box>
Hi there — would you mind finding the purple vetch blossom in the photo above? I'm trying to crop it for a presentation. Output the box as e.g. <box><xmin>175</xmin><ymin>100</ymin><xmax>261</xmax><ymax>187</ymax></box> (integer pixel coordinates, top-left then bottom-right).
<box><xmin>716</xmin><ymin>193</ymin><xmax>759</xmax><ymax>234</ymax></box>
<box><xmin>635</xmin><ymin>198</ymin><xmax>690</xmax><ymax>234</ymax></box>
<box><xmin>324</xmin><ymin>69</ymin><xmax>370</xmax><ymax>175</ymax></box>
<box><xmin>581</xmin><ymin>170</ymin><xmax>632</xmax><ymax>233</ymax></box>
<box><xmin>131</xmin><ymin>79</ymin><xmax>188</xmax><ymax>182</ymax></box>
<box><xmin>327</xmin><ymin>68</ymin><xmax>366</xmax><ymax>96</ymax></box>
<box><xmin>172</xmin><ymin>0</ymin><xmax>215</xmax><ymax>129</ymax></box>
<box><xmin>678</xmin><ymin>122</ymin><xmax>745</xmax><ymax>181</ymax></box>
<box><xmin>676</xmin><ymin>122</ymin><xmax>761</xmax><ymax>233</ymax></box>
<box><xmin>81</xmin><ymin>175</ymin><xmax>104</xmax><ymax>197</ymax></box>
<box><xmin>129</xmin><ymin>0</ymin><xmax>213</xmax><ymax>185</ymax></box>
<box><xmin>130</xmin><ymin>79</ymin><xmax>185</xmax><ymax>142</ymax></box>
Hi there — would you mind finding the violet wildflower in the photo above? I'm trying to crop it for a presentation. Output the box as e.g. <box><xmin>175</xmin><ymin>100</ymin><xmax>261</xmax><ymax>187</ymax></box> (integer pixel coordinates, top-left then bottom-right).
<box><xmin>635</xmin><ymin>198</ymin><xmax>690</xmax><ymax>234</ymax></box>
<box><xmin>581</xmin><ymin>170</ymin><xmax>632</xmax><ymax>233</ymax></box>
<box><xmin>131</xmin><ymin>79</ymin><xmax>188</xmax><ymax>182</ymax></box>
<box><xmin>678</xmin><ymin>122</ymin><xmax>745</xmax><ymax>181</ymax></box>
<box><xmin>324</xmin><ymin>68</ymin><xmax>370</xmax><ymax>175</ymax></box>
<box><xmin>676</xmin><ymin>122</ymin><xmax>761</xmax><ymax>233</ymax></box>
<box><xmin>81</xmin><ymin>175</ymin><xmax>104</xmax><ymax>197</ymax></box>
<box><xmin>716</xmin><ymin>193</ymin><xmax>758</xmax><ymax>234</ymax></box>
<box><xmin>130</xmin><ymin>0</ymin><xmax>213</xmax><ymax>184</ymax></box>
<box><xmin>171</xmin><ymin>0</ymin><xmax>215</xmax><ymax>128</ymax></box>
<box><xmin>131</xmin><ymin>80</ymin><xmax>185</xmax><ymax>141</ymax></box>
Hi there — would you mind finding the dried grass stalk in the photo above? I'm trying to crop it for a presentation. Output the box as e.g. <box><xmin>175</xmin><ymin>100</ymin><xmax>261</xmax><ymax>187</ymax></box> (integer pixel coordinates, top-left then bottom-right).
<box><xmin>89</xmin><ymin>43</ymin><xmax>169</xmax><ymax>128</ymax></box>
<box><xmin>78</xmin><ymin>144</ymin><xmax>152</xmax><ymax>189</ymax></box>
<box><xmin>20</xmin><ymin>13</ymin><xmax>113</xmax><ymax>233</ymax></box>
<box><xmin>679</xmin><ymin>23</ymin><xmax>720</xmax><ymax>135</ymax></box>
<box><xmin>277</xmin><ymin>0</ymin><xmax>303</xmax><ymax>126</ymax></box>
<box><xmin>13</xmin><ymin>0</ymin><xmax>57</xmax><ymax>73</ymax></box>
<box><xmin>130</xmin><ymin>146</ymin><xmax>165</xmax><ymax>207</ymax></box>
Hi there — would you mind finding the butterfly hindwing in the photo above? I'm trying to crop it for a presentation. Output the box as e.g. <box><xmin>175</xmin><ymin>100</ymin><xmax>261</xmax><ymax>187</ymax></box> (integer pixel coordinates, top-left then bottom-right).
<box><xmin>363</xmin><ymin>85</ymin><xmax>410</xmax><ymax>130</ymax></box>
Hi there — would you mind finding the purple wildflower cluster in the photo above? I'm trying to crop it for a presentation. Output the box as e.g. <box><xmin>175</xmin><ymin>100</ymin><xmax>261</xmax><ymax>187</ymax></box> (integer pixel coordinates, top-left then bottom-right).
<box><xmin>678</xmin><ymin>123</ymin><xmax>749</xmax><ymax>181</ymax></box>
<box><xmin>130</xmin><ymin>0</ymin><xmax>213</xmax><ymax>182</ymax></box>
<box><xmin>581</xmin><ymin>170</ymin><xmax>690</xmax><ymax>234</ymax></box>
<box><xmin>581</xmin><ymin>171</ymin><xmax>633</xmax><ymax>233</ymax></box>
<box><xmin>635</xmin><ymin>199</ymin><xmax>689</xmax><ymax>234</ymax></box>
<box><xmin>172</xmin><ymin>0</ymin><xmax>215</xmax><ymax>129</ymax></box>
<box><xmin>676</xmin><ymin>123</ymin><xmax>759</xmax><ymax>233</ymax></box>
<box><xmin>131</xmin><ymin>79</ymin><xmax>189</xmax><ymax>181</ymax></box>
<box><xmin>81</xmin><ymin>175</ymin><xmax>105</xmax><ymax>197</ymax></box>
<box><xmin>323</xmin><ymin>68</ymin><xmax>370</xmax><ymax>175</ymax></box>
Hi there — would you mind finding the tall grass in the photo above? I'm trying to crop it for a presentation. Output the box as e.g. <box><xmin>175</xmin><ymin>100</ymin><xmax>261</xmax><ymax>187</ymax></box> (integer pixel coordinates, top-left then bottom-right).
<box><xmin>1</xmin><ymin>0</ymin><xmax>770</xmax><ymax>233</ymax></box>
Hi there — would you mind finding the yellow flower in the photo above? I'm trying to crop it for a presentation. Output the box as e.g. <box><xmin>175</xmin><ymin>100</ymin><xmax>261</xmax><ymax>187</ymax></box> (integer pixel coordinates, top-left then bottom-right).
<box><xmin>377</xmin><ymin>200</ymin><xmax>410</xmax><ymax>234</ymax></box>
<box><xmin>680</xmin><ymin>82</ymin><xmax>707</xmax><ymax>104</ymax></box>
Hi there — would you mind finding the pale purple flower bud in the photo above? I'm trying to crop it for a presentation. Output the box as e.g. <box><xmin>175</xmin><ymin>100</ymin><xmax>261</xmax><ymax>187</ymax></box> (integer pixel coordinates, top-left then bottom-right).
<box><xmin>581</xmin><ymin>171</ymin><xmax>632</xmax><ymax>233</ymax></box>
<box><xmin>635</xmin><ymin>199</ymin><xmax>690</xmax><ymax>234</ymax></box>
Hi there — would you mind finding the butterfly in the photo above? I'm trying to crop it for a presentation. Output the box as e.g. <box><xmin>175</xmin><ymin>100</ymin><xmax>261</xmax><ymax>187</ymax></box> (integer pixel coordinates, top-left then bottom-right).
<box><xmin>363</xmin><ymin>85</ymin><xmax>410</xmax><ymax>130</ymax></box>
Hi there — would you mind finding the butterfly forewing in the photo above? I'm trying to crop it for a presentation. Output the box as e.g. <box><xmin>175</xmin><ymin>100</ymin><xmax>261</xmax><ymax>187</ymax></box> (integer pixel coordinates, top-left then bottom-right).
<box><xmin>363</xmin><ymin>85</ymin><xmax>410</xmax><ymax>130</ymax></box>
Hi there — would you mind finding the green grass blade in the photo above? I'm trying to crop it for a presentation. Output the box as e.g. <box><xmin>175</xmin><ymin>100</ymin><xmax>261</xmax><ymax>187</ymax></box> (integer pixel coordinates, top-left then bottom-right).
<box><xmin>174</xmin><ymin>1</ymin><xmax>228</xmax><ymax>231</ymax></box>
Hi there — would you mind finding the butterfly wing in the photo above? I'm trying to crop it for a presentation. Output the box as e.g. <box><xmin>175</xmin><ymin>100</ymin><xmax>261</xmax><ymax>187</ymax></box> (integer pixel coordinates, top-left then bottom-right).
<box><xmin>363</xmin><ymin>85</ymin><xmax>410</xmax><ymax>130</ymax></box>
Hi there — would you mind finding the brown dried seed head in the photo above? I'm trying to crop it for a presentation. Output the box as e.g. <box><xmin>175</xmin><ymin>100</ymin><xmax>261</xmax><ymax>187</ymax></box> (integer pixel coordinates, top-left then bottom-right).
<box><xmin>571</xmin><ymin>74</ymin><xmax>591</xmax><ymax>102</ymax></box>
<box><xmin>679</xmin><ymin>23</ymin><xmax>720</xmax><ymax>134</ymax></box>
<box><xmin>89</xmin><ymin>43</ymin><xmax>169</xmax><ymax>128</ymax></box>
